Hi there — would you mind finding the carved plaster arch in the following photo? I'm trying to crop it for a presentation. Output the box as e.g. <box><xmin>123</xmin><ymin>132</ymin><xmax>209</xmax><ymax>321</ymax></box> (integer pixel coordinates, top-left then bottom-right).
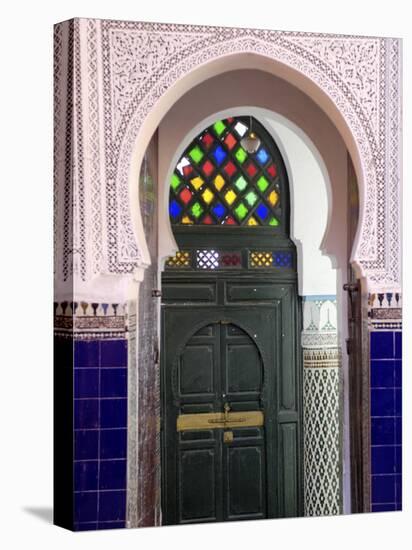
<box><xmin>71</xmin><ymin>19</ymin><xmax>400</xmax><ymax>294</ymax></box>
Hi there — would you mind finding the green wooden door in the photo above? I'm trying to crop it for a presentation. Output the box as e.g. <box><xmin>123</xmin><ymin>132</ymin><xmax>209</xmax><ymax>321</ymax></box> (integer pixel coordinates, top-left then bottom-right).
<box><xmin>161</xmin><ymin>281</ymin><xmax>302</xmax><ymax>524</ymax></box>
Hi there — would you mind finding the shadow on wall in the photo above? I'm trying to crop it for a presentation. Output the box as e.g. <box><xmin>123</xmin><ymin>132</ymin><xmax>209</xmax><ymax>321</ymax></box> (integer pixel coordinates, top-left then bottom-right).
<box><xmin>22</xmin><ymin>506</ymin><xmax>53</xmax><ymax>524</ymax></box>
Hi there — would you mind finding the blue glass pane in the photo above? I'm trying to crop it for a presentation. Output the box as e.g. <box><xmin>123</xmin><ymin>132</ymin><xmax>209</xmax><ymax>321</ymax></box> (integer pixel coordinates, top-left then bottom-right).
<box><xmin>170</xmin><ymin>200</ymin><xmax>182</xmax><ymax>218</ymax></box>
<box><xmin>212</xmin><ymin>202</ymin><xmax>226</xmax><ymax>220</ymax></box>
<box><xmin>256</xmin><ymin>203</ymin><xmax>269</xmax><ymax>220</ymax></box>
<box><xmin>256</xmin><ymin>147</ymin><xmax>269</xmax><ymax>165</ymax></box>
<box><xmin>273</xmin><ymin>252</ymin><xmax>292</xmax><ymax>267</ymax></box>
<box><xmin>213</xmin><ymin>145</ymin><xmax>228</xmax><ymax>166</ymax></box>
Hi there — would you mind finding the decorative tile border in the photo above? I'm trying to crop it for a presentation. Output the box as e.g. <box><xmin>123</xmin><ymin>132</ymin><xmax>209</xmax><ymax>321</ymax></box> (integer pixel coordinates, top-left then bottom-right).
<box><xmin>368</xmin><ymin>292</ymin><xmax>402</xmax><ymax>331</ymax></box>
<box><xmin>54</xmin><ymin>301</ymin><xmax>127</xmax><ymax>339</ymax></box>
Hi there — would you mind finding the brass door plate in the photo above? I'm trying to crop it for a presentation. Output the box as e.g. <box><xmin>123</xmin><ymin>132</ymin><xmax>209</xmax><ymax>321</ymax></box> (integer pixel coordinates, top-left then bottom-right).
<box><xmin>176</xmin><ymin>410</ymin><xmax>264</xmax><ymax>431</ymax></box>
<box><xmin>223</xmin><ymin>431</ymin><xmax>234</xmax><ymax>443</ymax></box>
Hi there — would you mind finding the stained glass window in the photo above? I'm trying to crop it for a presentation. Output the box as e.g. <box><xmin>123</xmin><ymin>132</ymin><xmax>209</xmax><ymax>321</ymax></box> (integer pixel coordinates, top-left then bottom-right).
<box><xmin>169</xmin><ymin>116</ymin><xmax>284</xmax><ymax>228</ymax></box>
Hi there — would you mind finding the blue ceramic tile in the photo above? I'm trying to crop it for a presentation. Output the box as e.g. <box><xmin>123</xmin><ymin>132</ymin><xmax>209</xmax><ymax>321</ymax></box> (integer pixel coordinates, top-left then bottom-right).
<box><xmin>74</xmin><ymin>430</ymin><xmax>99</xmax><ymax>460</ymax></box>
<box><xmin>100</xmin><ymin>429</ymin><xmax>127</xmax><ymax>459</ymax></box>
<box><xmin>372</xmin><ymin>475</ymin><xmax>396</xmax><ymax>503</ymax></box>
<box><xmin>394</xmin><ymin>332</ymin><xmax>402</xmax><ymax>359</ymax></box>
<box><xmin>371</xmin><ymin>389</ymin><xmax>395</xmax><ymax>417</ymax></box>
<box><xmin>97</xmin><ymin>521</ymin><xmax>125</xmax><ymax>530</ymax></box>
<box><xmin>395</xmin><ymin>474</ymin><xmax>402</xmax><ymax>503</ymax></box>
<box><xmin>394</xmin><ymin>360</ymin><xmax>402</xmax><ymax>387</ymax></box>
<box><xmin>370</xmin><ymin>331</ymin><xmax>394</xmax><ymax>359</ymax></box>
<box><xmin>75</xmin><ymin>461</ymin><xmax>99</xmax><ymax>491</ymax></box>
<box><xmin>74</xmin><ymin>491</ymin><xmax>98</xmax><ymax>522</ymax></box>
<box><xmin>100</xmin><ymin>398</ymin><xmax>127</xmax><ymax>429</ymax></box>
<box><xmin>371</xmin><ymin>503</ymin><xmax>396</xmax><ymax>513</ymax></box>
<box><xmin>74</xmin><ymin>340</ymin><xmax>99</xmax><ymax>368</ymax></box>
<box><xmin>371</xmin><ymin>417</ymin><xmax>395</xmax><ymax>446</ymax></box>
<box><xmin>74</xmin><ymin>399</ymin><xmax>99</xmax><ymax>429</ymax></box>
<box><xmin>395</xmin><ymin>446</ymin><xmax>402</xmax><ymax>473</ymax></box>
<box><xmin>74</xmin><ymin>369</ymin><xmax>99</xmax><ymax>398</ymax></box>
<box><xmin>74</xmin><ymin>522</ymin><xmax>98</xmax><ymax>531</ymax></box>
<box><xmin>100</xmin><ymin>368</ymin><xmax>127</xmax><ymax>398</ymax></box>
<box><xmin>395</xmin><ymin>388</ymin><xmax>402</xmax><ymax>416</ymax></box>
<box><xmin>370</xmin><ymin>360</ymin><xmax>395</xmax><ymax>388</ymax></box>
<box><xmin>371</xmin><ymin>446</ymin><xmax>396</xmax><ymax>475</ymax></box>
<box><xmin>395</xmin><ymin>417</ymin><xmax>402</xmax><ymax>443</ymax></box>
<box><xmin>100</xmin><ymin>340</ymin><xmax>127</xmax><ymax>368</ymax></box>
<box><xmin>99</xmin><ymin>459</ymin><xmax>127</xmax><ymax>490</ymax></box>
<box><xmin>98</xmin><ymin>490</ymin><xmax>126</xmax><ymax>521</ymax></box>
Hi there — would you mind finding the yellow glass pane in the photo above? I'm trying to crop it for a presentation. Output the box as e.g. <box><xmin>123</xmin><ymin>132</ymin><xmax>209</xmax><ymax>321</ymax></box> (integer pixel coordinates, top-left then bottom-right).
<box><xmin>181</xmin><ymin>216</ymin><xmax>194</xmax><ymax>224</ymax></box>
<box><xmin>214</xmin><ymin>174</ymin><xmax>225</xmax><ymax>191</ymax></box>
<box><xmin>190</xmin><ymin>176</ymin><xmax>204</xmax><ymax>191</ymax></box>
<box><xmin>202</xmin><ymin>188</ymin><xmax>214</xmax><ymax>204</ymax></box>
<box><xmin>268</xmin><ymin>190</ymin><xmax>279</xmax><ymax>206</ymax></box>
<box><xmin>247</xmin><ymin>216</ymin><xmax>259</xmax><ymax>226</ymax></box>
<box><xmin>224</xmin><ymin>189</ymin><xmax>237</xmax><ymax>205</ymax></box>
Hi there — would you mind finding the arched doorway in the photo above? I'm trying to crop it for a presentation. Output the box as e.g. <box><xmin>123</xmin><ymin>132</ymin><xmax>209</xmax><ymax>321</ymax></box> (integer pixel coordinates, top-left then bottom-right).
<box><xmin>161</xmin><ymin>116</ymin><xmax>302</xmax><ymax>524</ymax></box>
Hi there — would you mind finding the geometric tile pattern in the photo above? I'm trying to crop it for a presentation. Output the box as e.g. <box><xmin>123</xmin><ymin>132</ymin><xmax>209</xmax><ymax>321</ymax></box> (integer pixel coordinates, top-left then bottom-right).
<box><xmin>303</xmin><ymin>366</ymin><xmax>340</xmax><ymax>516</ymax></box>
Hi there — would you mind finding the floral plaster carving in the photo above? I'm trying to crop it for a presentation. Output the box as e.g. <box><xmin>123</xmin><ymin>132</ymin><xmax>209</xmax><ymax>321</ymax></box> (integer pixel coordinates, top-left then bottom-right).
<box><xmin>54</xmin><ymin>18</ymin><xmax>401</xmax><ymax>293</ymax></box>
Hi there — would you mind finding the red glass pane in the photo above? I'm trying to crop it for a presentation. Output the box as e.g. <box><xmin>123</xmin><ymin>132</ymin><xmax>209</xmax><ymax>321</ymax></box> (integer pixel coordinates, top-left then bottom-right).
<box><xmin>267</xmin><ymin>163</ymin><xmax>277</xmax><ymax>178</ymax></box>
<box><xmin>223</xmin><ymin>161</ymin><xmax>237</xmax><ymax>177</ymax></box>
<box><xmin>202</xmin><ymin>214</ymin><xmax>215</xmax><ymax>225</ymax></box>
<box><xmin>202</xmin><ymin>132</ymin><xmax>214</xmax><ymax>148</ymax></box>
<box><xmin>226</xmin><ymin>117</ymin><xmax>235</xmax><ymax>124</ymax></box>
<box><xmin>224</xmin><ymin>133</ymin><xmax>237</xmax><ymax>150</ymax></box>
<box><xmin>245</xmin><ymin>161</ymin><xmax>258</xmax><ymax>178</ymax></box>
<box><xmin>221</xmin><ymin>252</ymin><xmax>241</xmax><ymax>266</ymax></box>
<box><xmin>179</xmin><ymin>187</ymin><xmax>192</xmax><ymax>204</ymax></box>
<box><xmin>183</xmin><ymin>165</ymin><xmax>193</xmax><ymax>177</ymax></box>
<box><xmin>223</xmin><ymin>215</ymin><xmax>237</xmax><ymax>225</ymax></box>
<box><xmin>202</xmin><ymin>160</ymin><xmax>215</xmax><ymax>177</ymax></box>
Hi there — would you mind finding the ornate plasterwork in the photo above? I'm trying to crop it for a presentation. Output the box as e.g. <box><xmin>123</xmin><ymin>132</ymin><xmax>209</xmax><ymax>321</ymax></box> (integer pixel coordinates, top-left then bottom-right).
<box><xmin>54</xmin><ymin>18</ymin><xmax>401</xmax><ymax>293</ymax></box>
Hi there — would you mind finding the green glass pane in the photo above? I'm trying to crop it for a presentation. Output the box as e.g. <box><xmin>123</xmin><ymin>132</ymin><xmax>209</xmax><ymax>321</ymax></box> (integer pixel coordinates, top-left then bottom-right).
<box><xmin>234</xmin><ymin>175</ymin><xmax>248</xmax><ymax>192</ymax></box>
<box><xmin>257</xmin><ymin>175</ymin><xmax>269</xmax><ymax>192</ymax></box>
<box><xmin>245</xmin><ymin>190</ymin><xmax>258</xmax><ymax>206</ymax></box>
<box><xmin>269</xmin><ymin>217</ymin><xmax>279</xmax><ymax>226</ymax></box>
<box><xmin>234</xmin><ymin>202</ymin><xmax>248</xmax><ymax>221</ymax></box>
<box><xmin>191</xmin><ymin>202</ymin><xmax>204</xmax><ymax>219</ymax></box>
<box><xmin>171</xmin><ymin>173</ymin><xmax>181</xmax><ymax>192</ymax></box>
<box><xmin>235</xmin><ymin>146</ymin><xmax>247</xmax><ymax>164</ymax></box>
<box><xmin>213</xmin><ymin>120</ymin><xmax>226</xmax><ymax>136</ymax></box>
<box><xmin>189</xmin><ymin>145</ymin><xmax>204</xmax><ymax>164</ymax></box>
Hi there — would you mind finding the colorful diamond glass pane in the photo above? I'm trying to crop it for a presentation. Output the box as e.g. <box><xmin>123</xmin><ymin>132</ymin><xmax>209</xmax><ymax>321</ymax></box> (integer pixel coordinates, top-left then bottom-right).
<box><xmin>234</xmin><ymin>121</ymin><xmax>247</xmax><ymax>137</ymax></box>
<box><xmin>212</xmin><ymin>202</ymin><xmax>226</xmax><ymax>220</ymax></box>
<box><xmin>224</xmin><ymin>189</ymin><xmax>237</xmax><ymax>205</ymax></box>
<box><xmin>202</xmin><ymin>188</ymin><xmax>214</xmax><ymax>204</ymax></box>
<box><xmin>268</xmin><ymin>190</ymin><xmax>279</xmax><ymax>206</ymax></box>
<box><xmin>181</xmin><ymin>216</ymin><xmax>193</xmax><ymax>224</ymax></box>
<box><xmin>189</xmin><ymin>145</ymin><xmax>204</xmax><ymax>164</ymax></box>
<box><xmin>202</xmin><ymin>132</ymin><xmax>215</xmax><ymax>148</ymax></box>
<box><xmin>257</xmin><ymin>175</ymin><xmax>269</xmax><ymax>192</ymax></box>
<box><xmin>171</xmin><ymin>173</ymin><xmax>181</xmax><ymax>192</ymax></box>
<box><xmin>234</xmin><ymin>202</ymin><xmax>248</xmax><ymax>221</ymax></box>
<box><xmin>256</xmin><ymin>203</ymin><xmax>269</xmax><ymax>220</ymax></box>
<box><xmin>191</xmin><ymin>202</ymin><xmax>204</xmax><ymax>219</ymax></box>
<box><xmin>202</xmin><ymin>160</ymin><xmax>215</xmax><ymax>177</ymax></box>
<box><xmin>170</xmin><ymin>200</ymin><xmax>182</xmax><ymax>219</ymax></box>
<box><xmin>234</xmin><ymin>176</ymin><xmax>248</xmax><ymax>192</ymax></box>
<box><xmin>213</xmin><ymin>120</ymin><xmax>226</xmax><ymax>136</ymax></box>
<box><xmin>247</xmin><ymin>216</ymin><xmax>259</xmax><ymax>226</ymax></box>
<box><xmin>235</xmin><ymin>147</ymin><xmax>247</xmax><ymax>164</ymax></box>
<box><xmin>245</xmin><ymin>161</ymin><xmax>258</xmax><ymax>178</ymax></box>
<box><xmin>223</xmin><ymin>216</ymin><xmax>237</xmax><ymax>225</ymax></box>
<box><xmin>223</xmin><ymin>161</ymin><xmax>237</xmax><ymax>177</ymax></box>
<box><xmin>214</xmin><ymin>174</ymin><xmax>226</xmax><ymax>191</ymax></box>
<box><xmin>245</xmin><ymin>190</ymin><xmax>258</xmax><ymax>206</ymax></box>
<box><xmin>213</xmin><ymin>145</ymin><xmax>228</xmax><ymax>166</ymax></box>
<box><xmin>256</xmin><ymin>147</ymin><xmax>270</xmax><ymax>165</ymax></box>
<box><xmin>190</xmin><ymin>176</ymin><xmax>204</xmax><ymax>190</ymax></box>
<box><xmin>267</xmin><ymin>163</ymin><xmax>277</xmax><ymax>178</ymax></box>
<box><xmin>273</xmin><ymin>252</ymin><xmax>292</xmax><ymax>267</ymax></box>
<box><xmin>269</xmin><ymin>217</ymin><xmax>279</xmax><ymax>226</ymax></box>
<box><xmin>182</xmin><ymin>164</ymin><xmax>193</xmax><ymax>177</ymax></box>
<box><xmin>224</xmin><ymin>133</ymin><xmax>237</xmax><ymax>150</ymax></box>
<box><xmin>202</xmin><ymin>214</ymin><xmax>215</xmax><ymax>225</ymax></box>
<box><xmin>179</xmin><ymin>187</ymin><xmax>192</xmax><ymax>204</ymax></box>
<box><xmin>226</xmin><ymin>117</ymin><xmax>235</xmax><ymax>124</ymax></box>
